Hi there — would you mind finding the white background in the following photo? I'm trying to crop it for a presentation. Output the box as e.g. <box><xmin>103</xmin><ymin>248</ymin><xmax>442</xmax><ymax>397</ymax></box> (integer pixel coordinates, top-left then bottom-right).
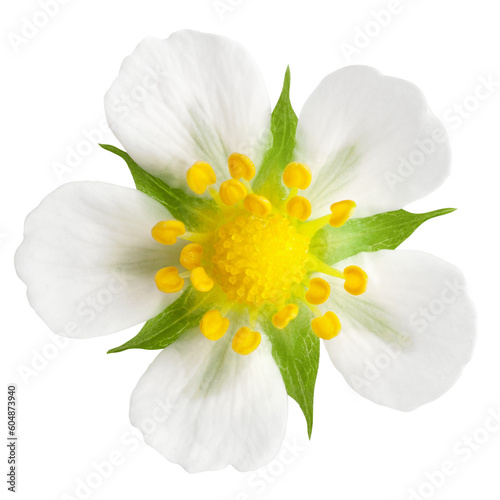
<box><xmin>2</xmin><ymin>0</ymin><xmax>499</xmax><ymax>499</ymax></box>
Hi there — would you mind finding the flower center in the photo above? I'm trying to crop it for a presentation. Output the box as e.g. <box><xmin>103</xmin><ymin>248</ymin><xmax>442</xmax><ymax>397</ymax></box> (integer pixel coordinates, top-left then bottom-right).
<box><xmin>211</xmin><ymin>213</ymin><xmax>309</xmax><ymax>306</ymax></box>
<box><xmin>151</xmin><ymin>153</ymin><xmax>369</xmax><ymax>355</ymax></box>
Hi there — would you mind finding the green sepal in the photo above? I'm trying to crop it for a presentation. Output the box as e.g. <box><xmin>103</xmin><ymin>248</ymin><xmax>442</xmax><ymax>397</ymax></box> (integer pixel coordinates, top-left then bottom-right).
<box><xmin>252</xmin><ymin>67</ymin><xmax>298</xmax><ymax>205</ymax></box>
<box><xmin>310</xmin><ymin>208</ymin><xmax>456</xmax><ymax>265</ymax></box>
<box><xmin>107</xmin><ymin>287</ymin><xmax>215</xmax><ymax>353</ymax></box>
<box><xmin>261</xmin><ymin>302</ymin><xmax>319</xmax><ymax>438</ymax></box>
<box><xmin>99</xmin><ymin>144</ymin><xmax>218</xmax><ymax>233</ymax></box>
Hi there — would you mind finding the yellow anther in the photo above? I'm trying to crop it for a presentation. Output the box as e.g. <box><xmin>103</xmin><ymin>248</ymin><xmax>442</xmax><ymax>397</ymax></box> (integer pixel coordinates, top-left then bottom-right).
<box><xmin>232</xmin><ymin>326</ymin><xmax>261</xmax><ymax>355</ymax></box>
<box><xmin>186</xmin><ymin>161</ymin><xmax>216</xmax><ymax>194</ymax></box>
<box><xmin>151</xmin><ymin>220</ymin><xmax>185</xmax><ymax>245</ymax></box>
<box><xmin>286</xmin><ymin>196</ymin><xmax>311</xmax><ymax>221</ymax></box>
<box><xmin>283</xmin><ymin>162</ymin><xmax>312</xmax><ymax>190</ymax></box>
<box><xmin>180</xmin><ymin>243</ymin><xmax>203</xmax><ymax>270</ymax></box>
<box><xmin>305</xmin><ymin>277</ymin><xmax>331</xmax><ymax>305</ymax></box>
<box><xmin>228</xmin><ymin>153</ymin><xmax>256</xmax><ymax>181</ymax></box>
<box><xmin>154</xmin><ymin>266</ymin><xmax>184</xmax><ymax>293</ymax></box>
<box><xmin>200</xmin><ymin>309</ymin><xmax>230</xmax><ymax>341</ymax></box>
<box><xmin>311</xmin><ymin>311</ymin><xmax>341</xmax><ymax>340</ymax></box>
<box><xmin>219</xmin><ymin>179</ymin><xmax>247</xmax><ymax>206</ymax></box>
<box><xmin>329</xmin><ymin>200</ymin><xmax>356</xmax><ymax>228</ymax></box>
<box><xmin>243</xmin><ymin>193</ymin><xmax>272</xmax><ymax>217</ymax></box>
<box><xmin>343</xmin><ymin>265</ymin><xmax>368</xmax><ymax>295</ymax></box>
<box><xmin>190</xmin><ymin>266</ymin><xmax>214</xmax><ymax>292</ymax></box>
<box><xmin>272</xmin><ymin>304</ymin><xmax>299</xmax><ymax>329</ymax></box>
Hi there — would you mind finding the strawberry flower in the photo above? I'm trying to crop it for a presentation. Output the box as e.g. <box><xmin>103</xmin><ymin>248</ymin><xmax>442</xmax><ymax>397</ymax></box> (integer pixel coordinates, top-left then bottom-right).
<box><xmin>15</xmin><ymin>30</ymin><xmax>475</xmax><ymax>473</ymax></box>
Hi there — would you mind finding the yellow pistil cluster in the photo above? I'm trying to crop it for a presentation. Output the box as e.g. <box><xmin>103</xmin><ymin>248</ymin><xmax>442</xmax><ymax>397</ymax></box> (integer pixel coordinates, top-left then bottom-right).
<box><xmin>150</xmin><ymin>153</ymin><xmax>369</xmax><ymax>355</ymax></box>
<box><xmin>212</xmin><ymin>214</ymin><xmax>309</xmax><ymax>305</ymax></box>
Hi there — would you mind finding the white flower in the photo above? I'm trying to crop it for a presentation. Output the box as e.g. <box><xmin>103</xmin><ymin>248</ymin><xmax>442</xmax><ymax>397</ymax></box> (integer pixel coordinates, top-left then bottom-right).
<box><xmin>15</xmin><ymin>30</ymin><xmax>475</xmax><ymax>473</ymax></box>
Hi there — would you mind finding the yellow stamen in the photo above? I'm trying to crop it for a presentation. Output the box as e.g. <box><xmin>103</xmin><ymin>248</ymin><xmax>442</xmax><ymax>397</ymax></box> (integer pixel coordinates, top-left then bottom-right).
<box><xmin>190</xmin><ymin>266</ymin><xmax>215</xmax><ymax>292</ymax></box>
<box><xmin>219</xmin><ymin>179</ymin><xmax>247</xmax><ymax>206</ymax></box>
<box><xmin>329</xmin><ymin>200</ymin><xmax>356</xmax><ymax>228</ymax></box>
<box><xmin>155</xmin><ymin>267</ymin><xmax>184</xmax><ymax>293</ymax></box>
<box><xmin>228</xmin><ymin>153</ymin><xmax>256</xmax><ymax>181</ymax></box>
<box><xmin>311</xmin><ymin>311</ymin><xmax>341</xmax><ymax>340</ymax></box>
<box><xmin>200</xmin><ymin>309</ymin><xmax>230</xmax><ymax>341</ymax></box>
<box><xmin>298</xmin><ymin>200</ymin><xmax>356</xmax><ymax>237</ymax></box>
<box><xmin>297</xmin><ymin>214</ymin><xmax>331</xmax><ymax>238</ymax></box>
<box><xmin>186</xmin><ymin>161</ymin><xmax>216</xmax><ymax>194</ymax></box>
<box><xmin>179</xmin><ymin>243</ymin><xmax>203</xmax><ymax>270</ymax></box>
<box><xmin>232</xmin><ymin>326</ymin><xmax>261</xmax><ymax>355</ymax></box>
<box><xmin>283</xmin><ymin>162</ymin><xmax>312</xmax><ymax>190</ymax></box>
<box><xmin>286</xmin><ymin>196</ymin><xmax>311</xmax><ymax>221</ymax></box>
<box><xmin>208</xmin><ymin>187</ymin><xmax>225</xmax><ymax>209</ymax></box>
<box><xmin>243</xmin><ymin>193</ymin><xmax>272</xmax><ymax>217</ymax></box>
<box><xmin>248</xmin><ymin>307</ymin><xmax>259</xmax><ymax>329</ymax></box>
<box><xmin>285</xmin><ymin>186</ymin><xmax>299</xmax><ymax>203</ymax></box>
<box><xmin>181</xmin><ymin>232</ymin><xmax>212</xmax><ymax>244</ymax></box>
<box><xmin>305</xmin><ymin>277</ymin><xmax>331</xmax><ymax>305</ymax></box>
<box><xmin>343</xmin><ymin>265</ymin><xmax>368</xmax><ymax>295</ymax></box>
<box><xmin>272</xmin><ymin>304</ymin><xmax>299</xmax><ymax>329</ymax></box>
<box><xmin>151</xmin><ymin>220</ymin><xmax>185</xmax><ymax>245</ymax></box>
<box><xmin>306</xmin><ymin>254</ymin><xmax>345</xmax><ymax>279</ymax></box>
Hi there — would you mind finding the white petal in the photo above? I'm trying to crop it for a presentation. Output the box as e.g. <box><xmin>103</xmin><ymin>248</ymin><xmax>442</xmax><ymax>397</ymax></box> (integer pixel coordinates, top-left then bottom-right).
<box><xmin>322</xmin><ymin>250</ymin><xmax>475</xmax><ymax>411</ymax></box>
<box><xmin>15</xmin><ymin>182</ymin><xmax>185</xmax><ymax>338</ymax></box>
<box><xmin>295</xmin><ymin>66</ymin><xmax>450</xmax><ymax>218</ymax></box>
<box><xmin>130</xmin><ymin>328</ymin><xmax>288</xmax><ymax>472</ymax></box>
<box><xmin>105</xmin><ymin>30</ymin><xmax>271</xmax><ymax>191</ymax></box>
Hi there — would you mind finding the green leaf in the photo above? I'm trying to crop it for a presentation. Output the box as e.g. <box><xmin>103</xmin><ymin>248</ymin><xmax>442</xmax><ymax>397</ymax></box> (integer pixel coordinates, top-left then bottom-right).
<box><xmin>310</xmin><ymin>208</ymin><xmax>456</xmax><ymax>265</ymax></box>
<box><xmin>261</xmin><ymin>302</ymin><xmax>319</xmax><ymax>438</ymax></box>
<box><xmin>100</xmin><ymin>144</ymin><xmax>218</xmax><ymax>233</ymax></box>
<box><xmin>107</xmin><ymin>287</ymin><xmax>215</xmax><ymax>353</ymax></box>
<box><xmin>252</xmin><ymin>67</ymin><xmax>298</xmax><ymax>204</ymax></box>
